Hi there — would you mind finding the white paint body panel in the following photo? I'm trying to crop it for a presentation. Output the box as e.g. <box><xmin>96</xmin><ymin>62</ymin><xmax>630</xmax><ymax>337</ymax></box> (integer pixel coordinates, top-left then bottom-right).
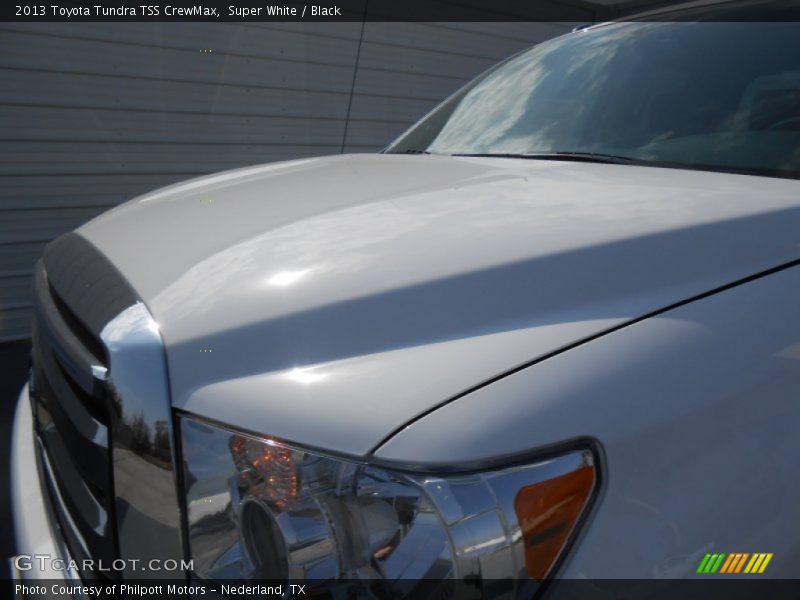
<box><xmin>376</xmin><ymin>265</ymin><xmax>800</xmax><ymax>578</ymax></box>
<box><xmin>78</xmin><ymin>154</ymin><xmax>800</xmax><ymax>456</ymax></box>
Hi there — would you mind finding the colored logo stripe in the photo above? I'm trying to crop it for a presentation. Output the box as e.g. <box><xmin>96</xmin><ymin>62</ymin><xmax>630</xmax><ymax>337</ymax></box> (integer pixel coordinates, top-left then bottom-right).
<box><xmin>744</xmin><ymin>553</ymin><xmax>774</xmax><ymax>574</ymax></box>
<box><xmin>696</xmin><ymin>553</ymin><xmax>712</xmax><ymax>573</ymax></box>
<box><xmin>696</xmin><ymin>553</ymin><xmax>726</xmax><ymax>573</ymax></box>
<box><xmin>710</xmin><ymin>554</ymin><xmax>725</xmax><ymax>573</ymax></box>
<box><xmin>697</xmin><ymin>552</ymin><xmax>773</xmax><ymax>574</ymax></box>
<box><xmin>719</xmin><ymin>554</ymin><xmax>736</xmax><ymax>573</ymax></box>
<box><xmin>720</xmin><ymin>553</ymin><xmax>749</xmax><ymax>573</ymax></box>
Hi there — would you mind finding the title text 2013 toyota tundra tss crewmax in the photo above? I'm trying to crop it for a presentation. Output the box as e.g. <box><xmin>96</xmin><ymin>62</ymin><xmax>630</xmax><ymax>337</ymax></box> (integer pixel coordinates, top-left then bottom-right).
<box><xmin>12</xmin><ymin>5</ymin><xmax>800</xmax><ymax>599</ymax></box>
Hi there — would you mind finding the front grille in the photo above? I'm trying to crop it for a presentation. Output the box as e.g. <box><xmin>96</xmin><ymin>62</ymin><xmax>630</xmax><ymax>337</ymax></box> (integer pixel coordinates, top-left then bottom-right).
<box><xmin>30</xmin><ymin>232</ymin><xmax>185</xmax><ymax>582</ymax></box>
<box><xmin>31</xmin><ymin>260</ymin><xmax>118</xmax><ymax>580</ymax></box>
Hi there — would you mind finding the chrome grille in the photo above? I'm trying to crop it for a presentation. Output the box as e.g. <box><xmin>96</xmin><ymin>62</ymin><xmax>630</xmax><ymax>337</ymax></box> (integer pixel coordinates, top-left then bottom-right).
<box><xmin>31</xmin><ymin>260</ymin><xmax>117</xmax><ymax>580</ymax></box>
<box><xmin>30</xmin><ymin>232</ymin><xmax>185</xmax><ymax>582</ymax></box>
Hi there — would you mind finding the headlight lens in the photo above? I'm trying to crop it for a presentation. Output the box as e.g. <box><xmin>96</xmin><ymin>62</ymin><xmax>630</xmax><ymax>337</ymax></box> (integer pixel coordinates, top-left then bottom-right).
<box><xmin>179</xmin><ymin>415</ymin><xmax>597</xmax><ymax>597</ymax></box>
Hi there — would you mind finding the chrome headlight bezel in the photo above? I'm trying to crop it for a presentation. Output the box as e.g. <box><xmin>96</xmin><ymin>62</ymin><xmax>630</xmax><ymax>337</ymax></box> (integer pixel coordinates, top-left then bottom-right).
<box><xmin>178</xmin><ymin>414</ymin><xmax>598</xmax><ymax>597</ymax></box>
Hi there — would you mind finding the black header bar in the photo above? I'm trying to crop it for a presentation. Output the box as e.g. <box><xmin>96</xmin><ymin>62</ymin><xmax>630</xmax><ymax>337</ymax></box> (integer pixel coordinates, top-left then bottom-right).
<box><xmin>5</xmin><ymin>0</ymin><xmax>800</xmax><ymax>22</ymax></box>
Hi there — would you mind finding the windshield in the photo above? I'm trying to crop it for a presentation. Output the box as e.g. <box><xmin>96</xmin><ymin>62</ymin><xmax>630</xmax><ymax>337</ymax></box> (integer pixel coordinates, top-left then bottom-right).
<box><xmin>386</xmin><ymin>21</ymin><xmax>800</xmax><ymax>179</ymax></box>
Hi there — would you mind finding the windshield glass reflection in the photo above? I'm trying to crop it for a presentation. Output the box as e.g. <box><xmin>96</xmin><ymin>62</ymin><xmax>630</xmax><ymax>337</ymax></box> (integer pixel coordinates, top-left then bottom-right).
<box><xmin>388</xmin><ymin>21</ymin><xmax>800</xmax><ymax>179</ymax></box>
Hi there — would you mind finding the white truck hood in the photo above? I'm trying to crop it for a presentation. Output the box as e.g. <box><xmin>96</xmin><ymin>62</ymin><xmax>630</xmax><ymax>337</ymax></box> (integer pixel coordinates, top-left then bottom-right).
<box><xmin>78</xmin><ymin>153</ymin><xmax>800</xmax><ymax>457</ymax></box>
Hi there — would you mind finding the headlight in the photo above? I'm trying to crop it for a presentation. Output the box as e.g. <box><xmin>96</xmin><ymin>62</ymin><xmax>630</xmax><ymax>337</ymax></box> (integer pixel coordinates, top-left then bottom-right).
<box><xmin>179</xmin><ymin>415</ymin><xmax>597</xmax><ymax>597</ymax></box>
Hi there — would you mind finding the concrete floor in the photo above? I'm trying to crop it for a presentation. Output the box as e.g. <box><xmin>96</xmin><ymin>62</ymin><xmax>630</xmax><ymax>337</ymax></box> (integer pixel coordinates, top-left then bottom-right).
<box><xmin>1</xmin><ymin>338</ymin><xmax>31</xmax><ymax>580</ymax></box>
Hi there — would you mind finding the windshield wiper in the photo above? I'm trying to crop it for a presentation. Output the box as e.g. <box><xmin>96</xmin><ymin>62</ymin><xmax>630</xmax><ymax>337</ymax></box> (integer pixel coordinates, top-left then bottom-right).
<box><xmin>391</xmin><ymin>150</ymin><xmax>645</xmax><ymax>165</ymax></box>
<box><xmin>451</xmin><ymin>152</ymin><xmax>641</xmax><ymax>165</ymax></box>
<box><xmin>391</xmin><ymin>151</ymin><xmax>800</xmax><ymax>180</ymax></box>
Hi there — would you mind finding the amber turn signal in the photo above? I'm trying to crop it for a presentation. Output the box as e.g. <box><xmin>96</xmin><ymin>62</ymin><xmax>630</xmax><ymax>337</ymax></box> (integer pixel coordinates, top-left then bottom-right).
<box><xmin>514</xmin><ymin>461</ymin><xmax>596</xmax><ymax>580</ymax></box>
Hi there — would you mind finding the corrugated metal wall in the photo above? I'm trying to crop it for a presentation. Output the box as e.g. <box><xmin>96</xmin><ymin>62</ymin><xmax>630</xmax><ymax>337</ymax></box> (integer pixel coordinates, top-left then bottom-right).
<box><xmin>0</xmin><ymin>21</ymin><xmax>569</xmax><ymax>341</ymax></box>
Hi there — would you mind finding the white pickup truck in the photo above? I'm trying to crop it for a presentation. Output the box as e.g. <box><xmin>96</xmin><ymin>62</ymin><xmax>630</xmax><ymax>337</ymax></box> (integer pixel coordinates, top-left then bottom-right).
<box><xmin>12</xmin><ymin>4</ymin><xmax>800</xmax><ymax>598</ymax></box>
